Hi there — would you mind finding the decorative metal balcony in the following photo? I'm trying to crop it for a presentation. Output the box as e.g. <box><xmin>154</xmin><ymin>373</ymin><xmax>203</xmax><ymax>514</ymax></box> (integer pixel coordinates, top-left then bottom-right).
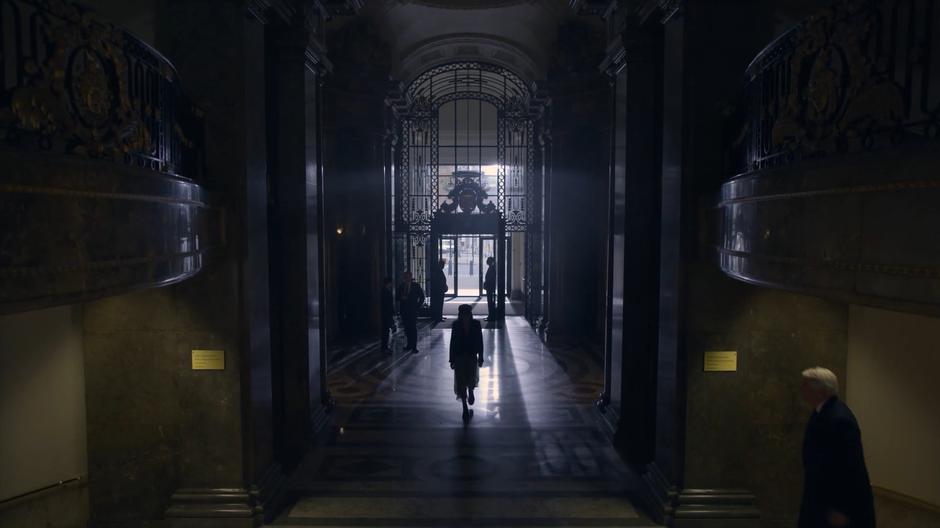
<box><xmin>0</xmin><ymin>0</ymin><xmax>215</xmax><ymax>314</ymax></box>
<box><xmin>715</xmin><ymin>0</ymin><xmax>940</xmax><ymax>310</ymax></box>
<box><xmin>0</xmin><ymin>0</ymin><xmax>203</xmax><ymax>178</ymax></box>
<box><xmin>728</xmin><ymin>0</ymin><xmax>940</xmax><ymax>177</ymax></box>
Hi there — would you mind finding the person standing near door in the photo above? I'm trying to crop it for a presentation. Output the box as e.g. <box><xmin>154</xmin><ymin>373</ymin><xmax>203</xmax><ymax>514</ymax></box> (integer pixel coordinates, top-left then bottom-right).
<box><xmin>379</xmin><ymin>277</ymin><xmax>396</xmax><ymax>354</ymax></box>
<box><xmin>397</xmin><ymin>271</ymin><xmax>425</xmax><ymax>353</ymax></box>
<box><xmin>483</xmin><ymin>257</ymin><xmax>496</xmax><ymax>321</ymax></box>
<box><xmin>431</xmin><ymin>259</ymin><xmax>448</xmax><ymax>322</ymax></box>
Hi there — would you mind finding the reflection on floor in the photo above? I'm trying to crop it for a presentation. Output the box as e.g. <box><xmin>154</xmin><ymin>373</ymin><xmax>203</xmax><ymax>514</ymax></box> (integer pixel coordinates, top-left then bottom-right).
<box><xmin>274</xmin><ymin>316</ymin><xmax>655</xmax><ymax>527</ymax></box>
<box><xmin>442</xmin><ymin>298</ymin><xmax>522</xmax><ymax>316</ymax></box>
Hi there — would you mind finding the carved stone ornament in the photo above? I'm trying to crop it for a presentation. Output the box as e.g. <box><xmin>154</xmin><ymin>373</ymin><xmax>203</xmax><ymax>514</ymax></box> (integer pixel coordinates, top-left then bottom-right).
<box><xmin>439</xmin><ymin>174</ymin><xmax>498</xmax><ymax>215</ymax></box>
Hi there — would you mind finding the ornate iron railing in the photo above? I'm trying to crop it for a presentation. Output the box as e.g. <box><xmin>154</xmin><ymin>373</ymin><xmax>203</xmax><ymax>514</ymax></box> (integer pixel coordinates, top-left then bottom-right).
<box><xmin>0</xmin><ymin>0</ymin><xmax>203</xmax><ymax>178</ymax></box>
<box><xmin>728</xmin><ymin>0</ymin><xmax>940</xmax><ymax>177</ymax></box>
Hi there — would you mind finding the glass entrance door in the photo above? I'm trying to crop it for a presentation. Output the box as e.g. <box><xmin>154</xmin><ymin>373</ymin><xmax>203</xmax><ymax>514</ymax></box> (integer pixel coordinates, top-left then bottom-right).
<box><xmin>439</xmin><ymin>237</ymin><xmax>456</xmax><ymax>298</ymax></box>
<box><xmin>455</xmin><ymin>236</ymin><xmax>480</xmax><ymax>296</ymax></box>
<box><xmin>437</xmin><ymin>235</ymin><xmax>504</xmax><ymax>297</ymax></box>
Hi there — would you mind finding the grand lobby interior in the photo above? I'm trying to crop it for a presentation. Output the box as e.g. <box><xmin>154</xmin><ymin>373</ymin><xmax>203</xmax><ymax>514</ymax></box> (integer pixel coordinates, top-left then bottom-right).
<box><xmin>2</xmin><ymin>0</ymin><xmax>939</xmax><ymax>527</ymax></box>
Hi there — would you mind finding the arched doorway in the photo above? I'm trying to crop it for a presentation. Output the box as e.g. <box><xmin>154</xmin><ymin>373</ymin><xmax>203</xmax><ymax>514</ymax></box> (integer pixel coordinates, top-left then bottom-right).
<box><xmin>387</xmin><ymin>62</ymin><xmax>549</xmax><ymax>323</ymax></box>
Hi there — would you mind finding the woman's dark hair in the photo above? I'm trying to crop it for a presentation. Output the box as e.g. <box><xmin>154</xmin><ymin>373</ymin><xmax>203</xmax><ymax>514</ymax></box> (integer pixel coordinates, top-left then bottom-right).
<box><xmin>458</xmin><ymin>304</ymin><xmax>473</xmax><ymax>318</ymax></box>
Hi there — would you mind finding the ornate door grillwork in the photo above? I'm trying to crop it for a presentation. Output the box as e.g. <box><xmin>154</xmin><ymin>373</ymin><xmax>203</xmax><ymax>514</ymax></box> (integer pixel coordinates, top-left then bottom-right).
<box><xmin>388</xmin><ymin>61</ymin><xmax>548</xmax><ymax>320</ymax></box>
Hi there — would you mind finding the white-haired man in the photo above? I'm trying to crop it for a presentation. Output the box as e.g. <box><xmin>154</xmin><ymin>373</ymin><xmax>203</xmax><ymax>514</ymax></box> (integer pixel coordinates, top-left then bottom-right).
<box><xmin>799</xmin><ymin>367</ymin><xmax>875</xmax><ymax>528</ymax></box>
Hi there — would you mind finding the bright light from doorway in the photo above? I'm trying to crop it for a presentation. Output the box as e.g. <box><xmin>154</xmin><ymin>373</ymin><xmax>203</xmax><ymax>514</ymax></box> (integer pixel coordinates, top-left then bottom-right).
<box><xmin>481</xmin><ymin>164</ymin><xmax>500</xmax><ymax>175</ymax></box>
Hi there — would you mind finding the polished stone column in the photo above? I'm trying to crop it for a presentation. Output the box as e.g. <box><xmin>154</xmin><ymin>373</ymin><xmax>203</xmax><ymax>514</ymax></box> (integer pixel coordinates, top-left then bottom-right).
<box><xmin>265</xmin><ymin>18</ymin><xmax>331</xmax><ymax>471</ymax></box>
<box><xmin>599</xmin><ymin>23</ymin><xmax>663</xmax><ymax>468</ymax></box>
<box><xmin>544</xmin><ymin>71</ymin><xmax>610</xmax><ymax>343</ymax></box>
<box><xmin>162</xmin><ymin>2</ymin><xmax>282</xmax><ymax>526</ymax></box>
<box><xmin>323</xmin><ymin>104</ymin><xmax>386</xmax><ymax>339</ymax></box>
<box><xmin>651</xmin><ymin>4</ymin><xmax>686</xmax><ymax>500</ymax></box>
<box><xmin>536</xmin><ymin>129</ymin><xmax>552</xmax><ymax>332</ymax></box>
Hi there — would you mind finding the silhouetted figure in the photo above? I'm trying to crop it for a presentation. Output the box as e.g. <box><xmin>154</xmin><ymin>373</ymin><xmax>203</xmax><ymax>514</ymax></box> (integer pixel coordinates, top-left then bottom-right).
<box><xmin>431</xmin><ymin>259</ymin><xmax>448</xmax><ymax>322</ymax></box>
<box><xmin>449</xmin><ymin>304</ymin><xmax>484</xmax><ymax>423</ymax></box>
<box><xmin>799</xmin><ymin>367</ymin><xmax>875</xmax><ymax>528</ymax></box>
<box><xmin>483</xmin><ymin>256</ymin><xmax>496</xmax><ymax>321</ymax></box>
<box><xmin>380</xmin><ymin>277</ymin><xmax>396</xmax><ymax>354</ymax></box>
<box><xmin>396</xmin><ymin>271</ymin><xmax>424</xmax><ymax>354</ymax></box>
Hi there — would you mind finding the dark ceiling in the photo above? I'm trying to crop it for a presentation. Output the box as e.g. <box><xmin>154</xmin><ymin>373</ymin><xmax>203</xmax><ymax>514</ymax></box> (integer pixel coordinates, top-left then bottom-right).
<box><xmin>407</xmin><ymin>0</ymin><xmax>529</xmax><ymax>8</ymax></box>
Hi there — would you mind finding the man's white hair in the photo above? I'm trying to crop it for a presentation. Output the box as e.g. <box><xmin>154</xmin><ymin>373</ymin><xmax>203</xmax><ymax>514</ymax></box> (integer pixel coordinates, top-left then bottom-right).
<box><xmin>802</xmin><ymin>367</ymin><xmax>839</xmax><ymax>394</ymax></box>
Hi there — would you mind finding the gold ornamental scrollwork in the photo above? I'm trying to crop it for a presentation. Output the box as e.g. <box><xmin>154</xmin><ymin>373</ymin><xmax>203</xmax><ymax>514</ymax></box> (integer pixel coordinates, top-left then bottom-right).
<box><xmin>771</xmin><ymin>0</ymin><xmax>905</xmax><ymax>158</ymax></box>
<box><xmin>4</xmin><ymin>0</ymin><xmax>151</xmax><ymax>160</ymax></box>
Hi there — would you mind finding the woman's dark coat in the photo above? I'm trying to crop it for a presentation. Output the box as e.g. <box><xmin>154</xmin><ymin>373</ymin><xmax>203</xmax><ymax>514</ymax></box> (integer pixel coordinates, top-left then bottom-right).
<box><xmin>449</xmin><ymin>319</ymin><xmax>483</xmax><ymax>397</ymax></box>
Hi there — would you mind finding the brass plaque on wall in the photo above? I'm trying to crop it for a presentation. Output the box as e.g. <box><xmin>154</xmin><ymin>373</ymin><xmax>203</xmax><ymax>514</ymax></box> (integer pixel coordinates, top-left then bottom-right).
<box><xmin>191</xmin><ymin>350</ymin><xmax>225</xmax><ymax>370</ymax></box>
<box><xmin>704</xmin><ymin>351</ymin><xmax>737</xmax><ymax>372</ymax></box>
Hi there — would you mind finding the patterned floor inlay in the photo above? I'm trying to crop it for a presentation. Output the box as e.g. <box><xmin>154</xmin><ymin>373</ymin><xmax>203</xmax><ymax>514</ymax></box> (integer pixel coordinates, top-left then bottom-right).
<box><xmin>289</xmin><ymin>496</ymin><xmax>638</xmax><ymax>520</ymax></box>
<box><xmin>273</xmin><ymin>316</ymin><xmax>657</xmax><ymax>527</ymax></box>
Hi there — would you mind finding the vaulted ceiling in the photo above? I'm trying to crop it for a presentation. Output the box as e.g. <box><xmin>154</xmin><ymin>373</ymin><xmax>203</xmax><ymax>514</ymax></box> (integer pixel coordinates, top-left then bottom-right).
<box><xmin>357</xmin><ymin>0</ymin><xmax>579</xmax><ymax>83</ymax></box>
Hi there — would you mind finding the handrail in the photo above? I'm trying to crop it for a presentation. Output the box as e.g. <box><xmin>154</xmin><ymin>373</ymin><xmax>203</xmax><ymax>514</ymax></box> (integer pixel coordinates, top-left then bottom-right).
<box><xmin>0</xmin><ymin>475</ymin><xmax>85</xmax><ymax>507</ymax></box>
<box><xmin>0</xmin><ymin>0</ymin><xmax>204</xmax><ymax>179</ymax></box>
<box><xmin>742</xmin><ymin>23</ymin><xmax>801</xmax><ymax>81</ymax></box>
<box><xmin>727</xmin><ymin>0</ymin><xmax>940</xmax><ymax>178</ymax></box>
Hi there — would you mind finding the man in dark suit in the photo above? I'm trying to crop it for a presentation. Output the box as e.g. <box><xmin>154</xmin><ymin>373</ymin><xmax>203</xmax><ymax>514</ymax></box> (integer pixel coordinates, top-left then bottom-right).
<box><xmin>379</xmin><ymin>277</ymin><xmax>396</xmax><ymax>354</ymax></box>
<box><xmin>799</xmin><ymin>367</ymin><xmax>875</xmax><ymax>528</ymax></box>
<box><xmin>430</xmin><ymin>259</ymin><xmax>448</xmax><ymax>322</ymax></box>
<box><xmin>396</xmin><ymin>271</ymin><xmax>425</xmax><ymax>354</ymax></box>
<box><xmin>483</xmin><ymin>257</ymin><xmax>496</xmax><ymax>321</ymax></box>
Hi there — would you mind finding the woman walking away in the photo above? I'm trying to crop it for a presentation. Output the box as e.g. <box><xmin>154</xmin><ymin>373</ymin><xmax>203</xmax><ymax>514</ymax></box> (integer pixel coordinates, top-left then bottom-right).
<box><xmin>449</xmin><ymin>304</ymin><xmax>484</xmax><ymax>423</ymax></box>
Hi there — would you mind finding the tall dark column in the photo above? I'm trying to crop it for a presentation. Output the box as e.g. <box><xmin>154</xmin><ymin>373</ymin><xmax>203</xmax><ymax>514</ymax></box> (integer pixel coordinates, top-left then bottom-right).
<box><xmin>497</xmin><ymin>220</ymin><xmax>506</xmax><ymax>318</ymax></box>
<box><xmin>646</xmin><ymin>6</ymin><xmax>688</xmax><ymax>519</ymax></box>
<box><xmin>266</xmin><ymin>16</ymin><xmax>332</xmax><ymax>469</ymax></box>
<box><xmin>544</xmin><ymin>24</ymin><xmax>611</xmax><ymax>343</ymax></box>
<box><xmin>537</xmin><ymin>129</ymin><xmax>552</xmax><ymax>332</ymax></box>
<box><xmin>140</xmin><ymin>1</ymin><xmax>286</xmax><ymax>525</ymax></box>
<box><xmin>599</xmin><ymin>21</ymin><xmax>663</xmax><ymax>467</ymax></box>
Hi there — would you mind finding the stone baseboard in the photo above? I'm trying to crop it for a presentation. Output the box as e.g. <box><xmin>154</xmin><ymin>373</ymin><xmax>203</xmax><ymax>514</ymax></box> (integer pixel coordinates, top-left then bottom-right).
<box><xmin>251</xmin><ymin>463</ymin><xmax>288</xmax><ymax>523</ymax></box>
<box><xmin>641</xmin><ymin>462</ymin><xmax>679</xmax><ymax>524</ymax></box>
<box><xmin>674</xmin><ymin>488</ymin><xmax>760</xmax><ymax>527</ymax></box>
<box><xmin>165</xmin><ymin>463</ymin><xmax>287</xmax><ymax>528</ymax></box>
<box><xmin>641</xmin><ymin>463</ymin><xmax>761</xmax><ymax>527</ymax></box>
<box><xmin>165</xmin><ymin>488</ymin><xmax>260</xmax><ymax>528</ymax></box>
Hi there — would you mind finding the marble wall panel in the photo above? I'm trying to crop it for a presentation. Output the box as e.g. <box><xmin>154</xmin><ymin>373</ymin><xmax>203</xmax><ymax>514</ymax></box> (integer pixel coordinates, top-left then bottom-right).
<box><xmin>83</xmin><ymin>263</ymin><xmax>246</xmax><ymax>521</ymax></box>
<box><xmin>684</xmin><ymin>264</ymin><xmax>848</xmax><ymax>523</ymax></box>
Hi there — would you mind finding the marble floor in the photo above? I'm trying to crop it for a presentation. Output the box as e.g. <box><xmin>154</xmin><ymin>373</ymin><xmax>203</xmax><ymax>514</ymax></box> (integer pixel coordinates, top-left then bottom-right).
<box><xmin>273</xmin><ymin>316</ymin><xmax>656</xmax><ymax>527</ymax></box>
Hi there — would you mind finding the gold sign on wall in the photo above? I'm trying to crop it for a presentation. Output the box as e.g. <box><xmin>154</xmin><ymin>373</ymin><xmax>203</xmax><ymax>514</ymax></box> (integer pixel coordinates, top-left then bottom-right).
<box><xmin>704</xmin><ymin>351</ymin><xmax>737</xmax><ymax>372</ymax></box>
<box><xmin>191</xmin><ymin>350</ymin><xmax>225</xmax><ymax>371</ymax></box>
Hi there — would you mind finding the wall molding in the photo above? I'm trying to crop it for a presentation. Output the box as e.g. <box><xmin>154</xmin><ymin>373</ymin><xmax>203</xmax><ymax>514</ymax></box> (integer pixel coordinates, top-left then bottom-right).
<box><xmin>674</xmin><ymin>489</ymin><xmax>760</xmax><ymax>526</ymax></box>
<box><xmin>250</xmin><ymin>463</ymin><xmax>289</xmax><ymax>523</ymax></box>
<box><xmin>716</xmin><ymin>248</ymin><xmax>940</xmax><ymax>281</ymax></box>
<box><xmin>714</xmin><ymin>143</ymin><xmax>940</xmax><ymax>310</ymax></box>
<box><xmin>165</xmin><ymin>488</ymin><xmax>260</xmax><ymax>527</ymax></box>
<box><xmin>642</xmin><ymin>462</ymin><xmax>679</xmax><ymax>524</ymax></box>
<box><xmin>640</xmin><ymin>464</ymin><xmax>761</xmax><ymax>527</ymax></box>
